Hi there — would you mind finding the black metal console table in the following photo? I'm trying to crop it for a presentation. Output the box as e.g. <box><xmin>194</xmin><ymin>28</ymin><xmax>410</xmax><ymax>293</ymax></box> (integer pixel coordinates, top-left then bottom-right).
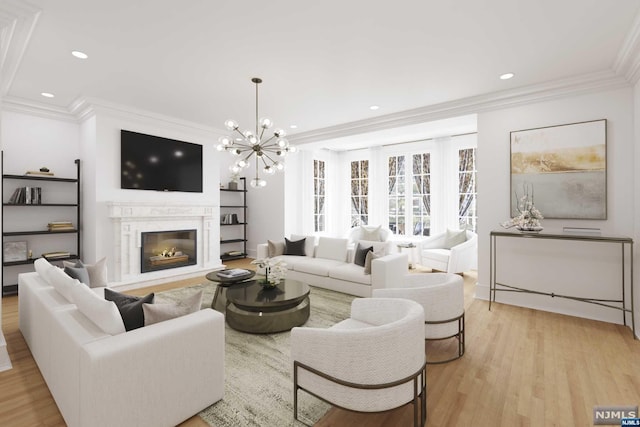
<box><xmin>489</xmin><ymin>230</ymin><xmax>635</xmax><ymax>338</ymax></box>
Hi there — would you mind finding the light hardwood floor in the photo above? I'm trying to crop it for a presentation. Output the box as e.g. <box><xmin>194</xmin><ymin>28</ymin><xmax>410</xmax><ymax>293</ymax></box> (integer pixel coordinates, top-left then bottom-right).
<box><xmin>1</xmin><ymin>260</ymin><xmax>639</xmax><ymax>427</ymax></box>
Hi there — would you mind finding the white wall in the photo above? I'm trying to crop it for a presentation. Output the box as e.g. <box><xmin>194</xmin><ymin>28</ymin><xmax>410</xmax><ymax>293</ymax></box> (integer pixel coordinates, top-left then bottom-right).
<box><xmin>477</xmin><ymin>86</ymin><xmax>636</xmax><ymax>326</ymax></box>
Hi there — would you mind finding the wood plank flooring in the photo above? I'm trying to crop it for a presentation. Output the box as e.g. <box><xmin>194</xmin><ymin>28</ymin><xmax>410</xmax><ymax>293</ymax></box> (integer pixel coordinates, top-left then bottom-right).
<box><xmin>1</xmin><ymin>260</ymin><xmax>638</xmax><ymax>426</ymax></box>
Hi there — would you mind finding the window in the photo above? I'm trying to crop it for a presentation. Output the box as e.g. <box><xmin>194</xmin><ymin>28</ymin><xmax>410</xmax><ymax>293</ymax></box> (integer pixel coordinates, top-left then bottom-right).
<box><xmin>350</xmin><ymin>160</ymin><xmax>369</xmax><ymax>226</ymax></box>
<box><xmin>388</xmin><ymin>155</ymin><xmax>406</xmax><ymax>234</ymax></box>
<box><xmin>458</xmin><ymin>148</ymin><xmax>477</xmax><ymax>231</ymax></box>
<box><xmin>387</xmin><ymin>153</ymin><xmax>431</xmax><ymax>236</ymax></box>
<box><xmin>412</xmin><ymin>153</ymin><xmax>431</xmax><ymax>236</ymax></box>
<box><xmin>313</xmin><ymin>159</ymin><xmax>326</xmax><ymax>232</ymax></box>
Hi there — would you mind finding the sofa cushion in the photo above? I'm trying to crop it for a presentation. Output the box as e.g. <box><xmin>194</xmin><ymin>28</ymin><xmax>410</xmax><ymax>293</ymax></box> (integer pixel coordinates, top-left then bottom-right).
<box><xmin>364</xmin><ymin>250</ymin><xmax>383</xmax><ymax>274</ymax></box>
<box><xmin>34</xmin><ymin>258</ymin><xmax>55</xmax><ymax>284</ymax></box>
<box><xmin>70</xmin><ymin>283</ymin><xmax>126</xmax><ymax>335</ymax></box>
<box><xmin>104</xmin><ymin>288</ymin><xmax>155</xmax><ymax>331</ymax></box>
<box><xmin>47</xmin><ymin>266</ymin><xmax>82</xmax><ymax>302</ymax></box>
<box><xmin>291</xmin><ymin>234</ymin><xmax>316</xmax><ymax>257</ymax></box>
<box><xmin>422</xmin><ymin>248</ymin><xmax>451</xmax><ymax>263</ymax></box>
<box><xmin>269</xmin><ymin>255</ymin><xmax>306</xmax><ymax>270</ymax></box>
<box><xmin>443</xmin><ymin>229</ymin><xmax>467</xmax><ymax>249</ymax></box>
<box><xmin>354</xmin><ymin>243</ymin><xmax>373</xmax><ymax>267</ymax></box>
<box><xmin>315</xmin><ymin>237</ymin><xmax>348</xmax><ymax>262</ymax></box>
<box><xmin>284</xmin><ymin>237</ymin><xmax>306</xmax><ymax>256</ymax></box>
<box><xmin>329</xmin><ymin>263</ymin><xmax>372</xmax><ymax>285</ymax></box>
<box><xmin>268</xmin><ymin>240</ymin><xmax>285</xmax><ymax>257</ymax></box>
<box><xmin>295</xmin><ymin>258</ymin><xmax>346</xmax><ymax>277</ymax></box>
<box><xmin>143</xmin><ymin>289</ymin><xmax>203</xmax><ymax>325</ymax></box>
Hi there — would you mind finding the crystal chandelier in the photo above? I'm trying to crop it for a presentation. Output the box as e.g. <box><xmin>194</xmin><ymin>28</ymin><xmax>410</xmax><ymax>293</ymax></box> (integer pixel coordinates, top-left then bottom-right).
<box><xmin>216</xmin><ymin>77</ymin><xmax>296</xmax><ymax>188</ymax></box>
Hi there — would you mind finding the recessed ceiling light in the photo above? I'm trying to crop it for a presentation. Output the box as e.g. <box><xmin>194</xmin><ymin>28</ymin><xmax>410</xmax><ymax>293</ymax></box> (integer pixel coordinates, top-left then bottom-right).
<box><xmin>369</xmin><ymin>105</ymin><xmax>380</xmax><ymax>110</ymax></box>
<box><xmin>71</xmin><ymin>50</ymin><xmax>88</xmax><ymax>59</ymax></box>
<box><xmin>41</xmin><ymin>92</ymin><xmax>55</xmax><ymax>98</ymax></box>
<box><xmin>290</xmin><ymin>125</ymin><xmax>298</xmax><ymax>129</ymax></box>
<box><xmin>500</xmin><ymin>72</ymin><xmax>515</xmax><ymax>80</ymax></box>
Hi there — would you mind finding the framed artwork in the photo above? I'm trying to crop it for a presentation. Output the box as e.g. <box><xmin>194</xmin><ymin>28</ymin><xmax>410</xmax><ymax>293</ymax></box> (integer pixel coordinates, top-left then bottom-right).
<box><xmin>510</xmin><ymin>119</ymin><xmax>607</xmax><ymax>219</ymax></box>
<box><xmin>3</xmin><ymin>241</ymin><xmax>28</xmax><ymax>262</ymax></box>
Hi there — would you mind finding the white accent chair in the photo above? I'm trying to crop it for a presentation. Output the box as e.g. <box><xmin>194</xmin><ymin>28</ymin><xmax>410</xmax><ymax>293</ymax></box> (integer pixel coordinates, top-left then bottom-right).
<box><xmin>291</xmin><ymin>298</ymin><xmax>427</xmax><ymax>426</ymax></box>
<box><xmin>419</xmin><ymin>230</ymin><xmax>477</xmax><ymax>274</ymax></box>
<box><xmin>373</xmin><ymin>273</ymin><xmax>465</xmax><ymax>364</ymax></box>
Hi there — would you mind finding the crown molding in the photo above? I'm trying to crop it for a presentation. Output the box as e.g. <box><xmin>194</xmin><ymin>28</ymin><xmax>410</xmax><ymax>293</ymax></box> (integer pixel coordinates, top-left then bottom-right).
<box><xmin>2</xmin><ymin>95</ymin><xmax>77</xmax><ymax>122</ymax></box>
<box><xmin>0</xmin><ymin>0</ymin><xmax>40</xmax><ymax>96</ymax></box>
<box><xmin>614</xmin><ymin>10</ymin><xmax>640</xmax><ymax>84</ymax></box>
<box><xmin>289</xmin><ymin>71</ymin><xmax>630</xmax><ymax>146</ymax></box>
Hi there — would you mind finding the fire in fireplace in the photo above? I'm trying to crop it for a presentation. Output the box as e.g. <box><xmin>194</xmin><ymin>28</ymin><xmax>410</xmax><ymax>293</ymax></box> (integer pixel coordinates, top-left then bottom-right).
<box><xmin>141</xmin><ymin>229</ymin><xmax>197</xmax><ymax>273</ymax></box>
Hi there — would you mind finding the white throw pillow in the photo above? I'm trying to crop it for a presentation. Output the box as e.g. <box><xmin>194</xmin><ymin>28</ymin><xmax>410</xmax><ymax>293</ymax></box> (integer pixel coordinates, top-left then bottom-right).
<box><xmin>315</xmin><ymin>237</ymin><xmax>349</xmax><ymax>262</ymax></box>
<box><xmin>357</xmin><ymin>239</ymin><xmax>389</xmax><ymax>256</ymax></box>
<box><xmin>443</xmin><ymin>229</ymin><xmax>467</xmax><ymax>249</ymax></box>
<box><xmin>62</xmin><ymin>257</ymin><xmax>108</xmax><ymax>288</ymax></box>
<box><xmin>267</xmin><ymin>240</ymin><xmax>285</xmax><ymax>257</ymax></box>
<box><xmin>143</xmin><ymin>289</ymin><xmax>204</xmax><ymax>325</ymax></box>
<box><xmin>71</xmin><ymin>284</ymin><xmax>126</xmax><ymax>335</ymax></box>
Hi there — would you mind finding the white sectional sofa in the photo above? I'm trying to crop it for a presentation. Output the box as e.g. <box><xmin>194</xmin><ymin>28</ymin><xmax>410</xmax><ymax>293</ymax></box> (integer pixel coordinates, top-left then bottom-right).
<box><xmin>257</xmin><ymin>236</ymin><xmax>408</xmax><ymax>297</ymax></box>
<box><xmin>19</xmin><ymin>259</ymin><xmax>225</xmax><ymax>427</ymax></box>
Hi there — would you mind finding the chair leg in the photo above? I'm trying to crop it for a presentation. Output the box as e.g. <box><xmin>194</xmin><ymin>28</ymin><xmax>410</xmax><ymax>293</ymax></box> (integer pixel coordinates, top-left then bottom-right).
<box><xmin>293</xmin><ymin>364</ymin><xmax>299</xmax><ymax>421</ymax></box>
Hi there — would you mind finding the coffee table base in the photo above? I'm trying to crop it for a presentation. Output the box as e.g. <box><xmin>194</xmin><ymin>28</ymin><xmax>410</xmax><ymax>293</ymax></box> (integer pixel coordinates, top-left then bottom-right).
<box><xmin>226</xmin><ymin>297</ymin><xmax>310</xmax><ymax>334</ymax></box>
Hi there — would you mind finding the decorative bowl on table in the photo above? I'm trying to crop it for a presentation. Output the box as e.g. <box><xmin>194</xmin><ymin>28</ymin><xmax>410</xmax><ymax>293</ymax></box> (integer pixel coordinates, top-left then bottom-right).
<box><xmin>515</xmin><ymin>225</ymin><xmax>543</xmax><ymax>233</ymax></box>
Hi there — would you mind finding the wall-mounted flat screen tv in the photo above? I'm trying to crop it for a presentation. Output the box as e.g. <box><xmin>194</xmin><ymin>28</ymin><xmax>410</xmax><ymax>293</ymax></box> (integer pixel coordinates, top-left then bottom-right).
<box><xmin>121</xmin><ymin>130</ymin><xmax>203</xmax><ymax>192</ymax></box>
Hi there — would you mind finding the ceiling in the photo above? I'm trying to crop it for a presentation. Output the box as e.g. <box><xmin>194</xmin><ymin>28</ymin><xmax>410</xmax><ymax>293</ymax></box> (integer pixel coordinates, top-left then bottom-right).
<box><xmin>3</xmin><ymin>0</ymin><xmax>640</xmax><ymax>146</ymax></box>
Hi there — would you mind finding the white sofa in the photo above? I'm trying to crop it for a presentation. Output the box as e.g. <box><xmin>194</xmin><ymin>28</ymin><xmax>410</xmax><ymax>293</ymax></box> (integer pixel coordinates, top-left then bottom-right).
<box><xmin>257</xmin><ymin>236</ymin><xmax>408</xmax><ymax>297</ymax></box>
<box><xmin>19</xmin><ymin>260</ymin><xmax>225</xmax><ymax>427</ymax></box>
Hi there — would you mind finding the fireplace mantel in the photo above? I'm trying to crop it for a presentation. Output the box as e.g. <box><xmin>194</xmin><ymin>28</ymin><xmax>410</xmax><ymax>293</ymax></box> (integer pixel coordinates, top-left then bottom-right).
<box><xmin>108</xmin><ymin>201</ymin><xmax>221</xmax><ymax>285</ymax></box>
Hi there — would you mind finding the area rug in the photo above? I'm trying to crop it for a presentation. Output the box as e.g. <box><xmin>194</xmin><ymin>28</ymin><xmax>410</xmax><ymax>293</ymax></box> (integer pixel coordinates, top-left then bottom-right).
<box><xmin>155</xmin><ymin>282</ymin><xmax>356</xmax><ymax>427</ymax></box>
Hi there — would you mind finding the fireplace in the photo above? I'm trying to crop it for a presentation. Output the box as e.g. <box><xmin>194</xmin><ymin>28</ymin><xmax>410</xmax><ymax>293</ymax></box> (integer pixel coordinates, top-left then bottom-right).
<box><xmin>141</xmin><ymin>229</ymin><xmax>197</xmax><ymax>273</ymax></box>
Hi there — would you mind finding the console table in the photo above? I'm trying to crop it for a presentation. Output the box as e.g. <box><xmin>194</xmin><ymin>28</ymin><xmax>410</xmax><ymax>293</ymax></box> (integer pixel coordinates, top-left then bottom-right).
<box><xmin>489</xmin><ymin>230</ymin><xmax>635</xmax><ymax>338</ymax></box>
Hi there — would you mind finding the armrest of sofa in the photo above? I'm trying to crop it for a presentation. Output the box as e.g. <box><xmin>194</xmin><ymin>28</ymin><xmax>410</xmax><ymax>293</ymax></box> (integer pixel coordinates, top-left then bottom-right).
<box><xmin>78</xmin><ymin>309</ymin><xmax>225</xmax><ymax>427</ymax></box>
<box><xmin>448</xmin><ymin>232</ymin><xmax>478</xmax><ymax>273</ymax></box>
<box><xmin>257</xmin><ymin>243</ymin><xmax>269</xmax><ymax>259</ymax></box>
<box><xmin>370</xmin><ymin>252</ymin><xmax>409</xmax><ymax>292</ymax></box>
<box><xmin>420</xmin><ymin>233</ymin><xmax>448</xmax><ymax>250</ymax></box>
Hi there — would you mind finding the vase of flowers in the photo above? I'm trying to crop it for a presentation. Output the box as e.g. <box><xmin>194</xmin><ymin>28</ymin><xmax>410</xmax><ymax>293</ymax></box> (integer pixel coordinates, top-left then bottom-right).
<box><xmin>501</xmin><ymin>183</ymin><xmax>544</xmax><ymax>232</ymax></box>
<box><xmin>250</xmin><ymin>258</ymin><xmax>287</xmax><ymax>289</ymax></box>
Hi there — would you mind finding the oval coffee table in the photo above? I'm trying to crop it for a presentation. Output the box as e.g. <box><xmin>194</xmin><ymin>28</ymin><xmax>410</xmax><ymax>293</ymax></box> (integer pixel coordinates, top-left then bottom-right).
<box><xmin>225</xmin><ymin>278</ymin><xmax>310</xmax><ymax>334</ymax></box>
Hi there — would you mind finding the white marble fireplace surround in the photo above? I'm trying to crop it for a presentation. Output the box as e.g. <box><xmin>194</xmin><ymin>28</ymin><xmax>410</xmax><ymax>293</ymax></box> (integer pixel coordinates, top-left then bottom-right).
<box><xmin>108</xmin><ymin>201</ymin><xmax>221</xmax><ymax>288</ymax></box>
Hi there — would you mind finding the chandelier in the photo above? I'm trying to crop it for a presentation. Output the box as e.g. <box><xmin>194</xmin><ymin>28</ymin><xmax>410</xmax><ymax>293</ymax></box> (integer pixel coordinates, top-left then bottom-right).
<box><xmin>216</xmin><ymin>77</ymin><xmax>296</xmax><ymax>188</ymax></box>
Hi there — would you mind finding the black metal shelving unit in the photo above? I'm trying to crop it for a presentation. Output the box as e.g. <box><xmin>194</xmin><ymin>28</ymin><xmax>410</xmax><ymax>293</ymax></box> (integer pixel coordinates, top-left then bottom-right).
<box><xmin>220</xmin><ymin>177</ymin><xmax>247</xmax><ymax>261</ymax></box>
<box><xmin>2</xmin><ymin>157</ymin><xmax>81</xmax><ymax>295</ymax></box>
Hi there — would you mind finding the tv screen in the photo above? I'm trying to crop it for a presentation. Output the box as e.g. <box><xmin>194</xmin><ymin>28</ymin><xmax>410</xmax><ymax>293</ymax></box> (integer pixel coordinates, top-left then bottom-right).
<box><xmin>120</xmin><ymin>130</ymin><xmax>203</xmax><ymax>192</ymax></box>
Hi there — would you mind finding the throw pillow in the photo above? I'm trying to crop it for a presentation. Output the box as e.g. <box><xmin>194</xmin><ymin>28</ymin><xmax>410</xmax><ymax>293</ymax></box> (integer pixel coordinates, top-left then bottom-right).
<box><xmin>290</xmin><ymin>234</ymin><xmax>316</xmax><ymax>257</ymax></box>
<box><xmin>64</xmin><ymin>264</ymin><xmax>91</xmax><ymax>286</ymax></box>
<box><xmin>268</xmin><ymin>240</ymin><xmax>285</xmax><ymax>257</ymax></box>
<box><xmin>284</xmin><ymin>237</ymin><xmax>306</xmax><ymax>256</ymax></box>
<box><xmin>357</xmin><ymin>239</ymin><xmax>389</xmax><ymax>256</ymax></box>
<box><xmin>360</xmin><ymin>225</ymin><xmax>382</xmax><ymax>241</ymax></box>
<box><xmin>363</xmin><ymin>250</ymin><xmax>383</xmax><ymax>275</ymax></box>
<box><xmin>71</xmin><ymin>283</ymin><xmax>126</xmax><ymax>335</ymax></box>
<box><xmin>354</xmin><ymin>243</ymin><xmax>373</xmax><ymax>267</ymax></box>
<box><xmin>63</xmin><ymin>257</ymin><xmax>108</xmax><ymax>288</ymax></box>
<box><xmin>143</xmin><ymin>289</ymin><xmax>203</xmax><ymax>326</ymax></box>
<box><xmin>443</xmin><ymin>229</ymin><xmax>467</xmax><ymax>249</ymax></box>
<box><xmin>104</xmin><ymin>288</ymin><xmax>155</xmax><ymax>331</ymax></box>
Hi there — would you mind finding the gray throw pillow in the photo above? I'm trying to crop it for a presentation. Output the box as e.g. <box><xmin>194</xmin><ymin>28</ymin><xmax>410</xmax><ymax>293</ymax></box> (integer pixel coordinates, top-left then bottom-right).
<box><xmin>268</xmin><ymin>240</ymin><xmax>285</xmax><ymax>257</ymax></box>
<box><xmin>354</xmin><ymin>243</ymin><xmax>373</xmax><ymax>267</ymax></box>
<box><xmin>104</xmin><ymin>288</ymin><xmax>154</xmax><ymax>331</ymax></box>
<box><xmin>64</xmin><ymin>265</ymin><xmax>91</xmax><ymax>286</ymax></box>
<box><xmin>284</xmin><ymin>237</ymin><xmax>306</xmax><ymax>256</ymax></box>
<box><xmin>364</xmin><ymin>250</ymin><xmax>382</xmax><ymax>275</ymax></box>
<box><xmin>143</xmin><ymin>289</ymin><xmax>203</xmax><ymax>325</ymax></box>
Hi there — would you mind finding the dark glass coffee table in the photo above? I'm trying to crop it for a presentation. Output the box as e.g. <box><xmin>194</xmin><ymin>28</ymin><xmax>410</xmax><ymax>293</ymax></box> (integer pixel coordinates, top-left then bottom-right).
<box><xmin>224</xmin><ymin>278</ymin><xmax>310</xmax><ymax>334</ymax></box>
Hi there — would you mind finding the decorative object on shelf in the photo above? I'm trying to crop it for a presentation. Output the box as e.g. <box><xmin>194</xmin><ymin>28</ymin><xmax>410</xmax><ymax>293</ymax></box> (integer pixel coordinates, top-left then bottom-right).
<box><xmin>3</xmin><ymin>241</ymin><xmax>27</xmax><ymax>262</ymax></box>
<box><xmin>251</xmin><ymin>257</ymin><xmax>287</xmax><ymax>288</ymax></box>
<box><xmin>25</xmin><ymin>167</ymin><xmax>54</xmax><ymax>176</ymax></box>
<box><xmin>501</xmin><ymin>183</ymin><xmax>544</xmax><ymax>232</ymax></box>
<box><xmin>216</xmin><ymin>77</ymin><xmax>297</xmax><ymax>188</ymax></box>
<box><xmin>228</xmin><ymin>170</ymin><xmax>241</xmax><ymax>190</ymax></box>
<box><xmin>47</xmin><ymin>221</ymin><xmax>74</xmax><ymax>231</ymax></box>
<box><xmin>510</xmin><ymin>119</ymin><xmax>606</xmax><ymax>220</ymax></box>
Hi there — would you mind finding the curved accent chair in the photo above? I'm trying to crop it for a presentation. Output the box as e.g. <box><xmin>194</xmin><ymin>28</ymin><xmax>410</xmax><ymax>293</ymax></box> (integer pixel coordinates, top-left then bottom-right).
<box><xmin>419</xmin><ymin>229</ymin><xmax>477</xmax><ymax>274</ymax></box>
<box><xmin>373</xmin><ymin>273</ymin><xmax>465</xmax><ymax>364</ymax></box>
<box><xmin>291</xmin><ymin>298</ymin><xmax>427</xmax><ymax>426</ymax></box>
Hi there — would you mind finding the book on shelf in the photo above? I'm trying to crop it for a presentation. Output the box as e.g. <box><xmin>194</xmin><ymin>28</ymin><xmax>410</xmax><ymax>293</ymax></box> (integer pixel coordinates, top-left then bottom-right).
<box><xmin>225</xmin><ymin>251</ymin><xmax>243</xmax><ymax>257</ymax></box>
<box><xmin>25</xmin><ymin>170</ymin><xmax>54</xmax><ymax>176</ymax></box>
<box><xmin>42</xmin><ymin>251</ymin><xmax>71</xmax><ymax>259</ymax></box>
<box><xmin>47</xmin><ymin>221</ymin><xmax>74</xmax><ymax>231</ymax></box>
<box><xmin>8</xmin><ymin>186</ymin><xmax>42</xmax><ymax>204</ymax></box>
